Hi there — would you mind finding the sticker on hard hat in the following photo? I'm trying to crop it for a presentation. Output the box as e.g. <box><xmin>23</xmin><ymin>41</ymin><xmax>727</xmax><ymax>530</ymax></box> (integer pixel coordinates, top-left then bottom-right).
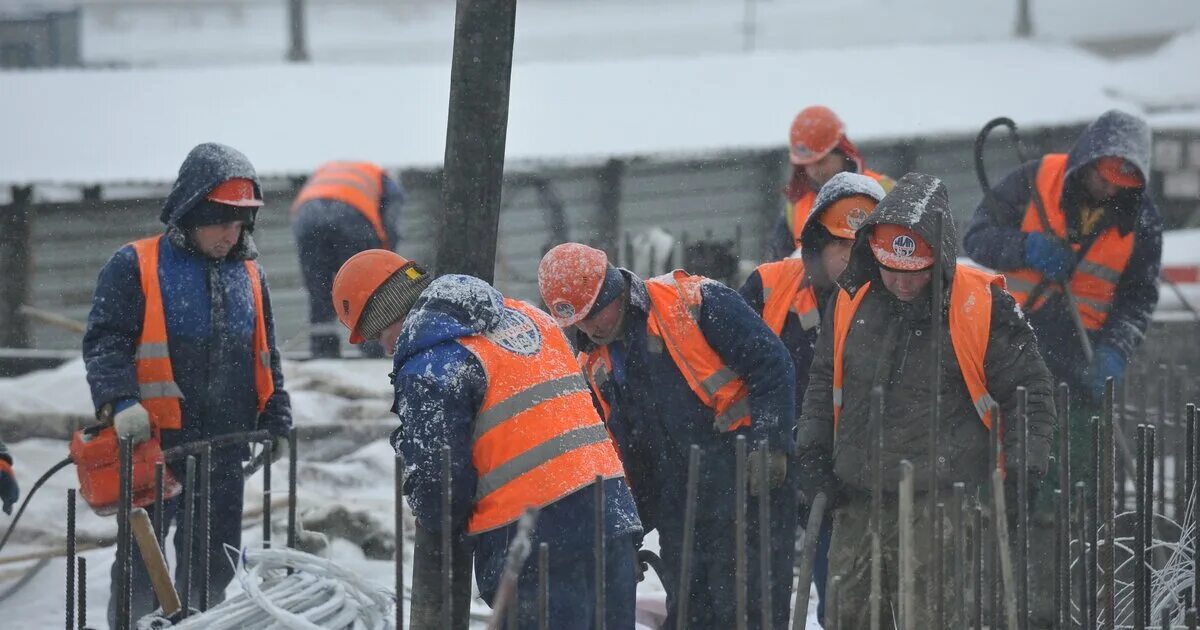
<box><xmin>891</xmin><ymin>235</ymin><xmax>917</xmax><ymax>257</ymax></box>
<box><xmin>552</xmin><ymin>301</ymin><xmax>576</xmax><ymax>321</ymax></box>
<box><xmin>486</xmin><ymin>308</ymin><xmax>543</xmax><ymax>355</ymax></box>
<box><xmin>847</xmin><ymin>208</ymin><xmax>868</xmax><ymax>230</ymax></box>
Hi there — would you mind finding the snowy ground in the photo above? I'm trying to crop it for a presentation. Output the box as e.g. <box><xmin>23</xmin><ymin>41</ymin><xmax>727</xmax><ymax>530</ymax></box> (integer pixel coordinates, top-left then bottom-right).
<box><xmin>0</xmin><ymin>359</ymin><xmax>821</xmax><ymax>628</ymax></box>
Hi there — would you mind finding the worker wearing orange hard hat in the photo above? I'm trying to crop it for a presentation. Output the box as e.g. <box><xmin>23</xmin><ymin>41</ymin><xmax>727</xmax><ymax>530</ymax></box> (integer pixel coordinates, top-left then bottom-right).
<box><xmin>797</xmin><ymin>172</ymin><xmax>1056</xmax><ymax>627</ymax></box>
<box><xmin>539</xmin><ymin>241</ymin><xmax>797</xmax><ymax>628</ymax></box>
<box><xmin>768</xmin><ymin>105</ymin><xmax>895</xmax><ymax>260</ymax></box>
<box><xmin>331</xmin><ymin>250</ymin><xmax>640</xmax><ymax>628</ymax></box>
<box><xmin>83</xmin><ymin>143</ymin><xmax>292</xmax><ymax>625</ymax></box>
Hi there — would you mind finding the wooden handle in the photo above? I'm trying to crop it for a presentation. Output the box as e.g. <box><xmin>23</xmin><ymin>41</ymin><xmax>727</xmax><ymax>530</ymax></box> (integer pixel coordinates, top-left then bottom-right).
<box><xmin>130</xmin><ymin>507</ymin><xmax>181</xmax><ymax>616</ymax></box>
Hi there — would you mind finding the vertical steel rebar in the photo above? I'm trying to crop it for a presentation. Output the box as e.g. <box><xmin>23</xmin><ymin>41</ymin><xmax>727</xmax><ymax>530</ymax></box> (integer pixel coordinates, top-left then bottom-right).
<box><xmin>989</xmin><ymin>405</ymin><xmax>1002</xmax><ymax>630</ymax></box>
<box><xmin>287</xmin><ymin>427</ymin><xmax>298</xmax><ymax>552</ymax></box>
<box><xmin>1189</xmin><ymin>607</ymin><xmax>1198</xmax><ymax>630</ymax></box>
<box><xmin>1145</xmin><ymin>424</ymin><xmax>1157</xmax><ymax>627</ymax></box>
<box><xmin>538</xmin><ymin>542</ymin><xmax>549</xmax><ymax>630</ymax></box>
<box><xmin>929</xmin><ymin>210</ymin><xmax>945</xmax><ymax>570</ymax></box>
<box><xmin>116</xmin><ymin>435</ymin><xmax>133</xmax><ymax>630</ymax></box>
<box><xmin>441</xmin><ymin>445</ymin><xmax>453</xmax><ymax>630</ymax></box>
<box><xmin>953</xmin><ymin>482</ymin><xmax>967</xmax><ymax>627</ymax></box>
<box><xmin>179</xmin><ymin>454</ymin><xmax>196</xmax><ymax>619</ymax></box>
<box><xmin>1136</xmin><ymin>425</ymin><xmax>1147</xmax><ymax>630</ymax></box>
<box><xmin>934</xmin><ymin>502</ymin><xmax>946</xmax><ymax>629</ymax></box>
<box><xmin>869</xmin><ymin>387</ymin><xmax>883</xmax><ymax>630</ymax></box>
<box><xmin>792</xmin><ymin>491</ymin><xmax>827</xmax><ymax>630</ymax></box>
<box><xmin>66</xmin><ymin>488</ymin><xmax>75</xmax><ymax>630</ymax></box>
<box><xmin>1117</xmin><ymin>376</ymin><xmax>1128</xmax><ymax>512</ymax></box>
<box><xmin>199</xmin><ymin>443</ymin><xmax>211</xmax><ymax>611</ymax></box>
<box><xmin>262</xmin><ymin>438</ymin><xmax>273</xmax><ymax>548</ymax></box>
<box><xmin>756</xmin><ymin>441</ymin><xmax>772</xmax><ymax>630</ymax></box>
<box><xmin>1076</xmin><ymin>481</ymin><xmax>1093</xmax><ymax>630</ymax></box>
<box><xmin>1017</xmin><ymin>386</ymin><xmax>1029</xmax><ymax>630</ymax></box>
<box><xmin>396</xmin><ymin>452</ymin><xmax>405</xmax><ymax>630</ymax></box>
<box><xmin>77</xmin><ymin>556</ymin><xmax>86</xmax><ymax>630</ymax></box>
<box><xmin>1052</xmin><ymin>488</ymin><xmax>1065</xmax><ymax>630</ymax></box>
<box><xmin>1103</xmin><ymin>378</ymin><xmax>1117</xmax><ymax>629</ymax></box>
<box><xmin>1056</xmin><ymin>382</ymin><xmax>1071</xmax><ymax>630</ymax></box>
<box><xmin>735</xmin><ymin>435</ymin><xmax>748</xmax><ymax>630</ymax></box>
<box><xmin>1163</xmin><ymin>609</ymin><xmax>1171</xmax><ymax>630</ymax></box>
<box><xmin>678</xmin><ymin>445</ymin><xmax>701</xmax><ymax>630</ymax></box>
<box><xmin>898</xmin><ymin>460</ymin><xmax>914</xmax><ymax>630</ymax></box>
<box><xmin>1090</xmin><ymin>415</ymin><xmax>1101</xmax><ymax>625</ymax></box>
<box><xmin>1190</xmin><ymin>404</ymin><xmax>1199</xmax><ymax>614</ymax></box>
<box><xmin>974</xmin><ymin>503</ymin><xmax>984</xmax><ymax>630</ymax></box>
<box><xmin>594</xmin><ymin>474</ymin><xmax>606</xmax><ymax>630</ymax></box>
<box><xmin>153</xmin><ymin>460</ymin><xmax>165</xmax><ymax>551</ymax></box>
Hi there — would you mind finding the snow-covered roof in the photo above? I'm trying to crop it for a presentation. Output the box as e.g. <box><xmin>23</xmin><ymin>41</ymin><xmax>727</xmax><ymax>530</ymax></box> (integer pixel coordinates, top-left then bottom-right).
<box><xmin>0</xmin><ymin>39</ymin><xmax>1192</xmax><ymax>186</ymax></box>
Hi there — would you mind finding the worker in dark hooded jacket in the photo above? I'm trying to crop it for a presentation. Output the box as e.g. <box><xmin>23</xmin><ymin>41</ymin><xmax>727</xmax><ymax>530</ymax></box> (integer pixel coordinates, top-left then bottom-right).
<box><xmin>331</xmin><ymin>249</ymin><xmax>640</xmax><ymax>628</ymax></box>
<box><xmin>291</xmin><ymin>161</ymin><xmax>404</xmax><ymax>358</ymax></box>
<box><xmin>0</xmin><ymin>437</ymin><xmax>17</xmax><ymax>515</ymax></box>
<box><xmin>539</xmin><ymin>243</ymin><xmax>797</xmax><ymax>629</ymax></box>
<box><xmin>740</xmin><ymin>171</ymin><xmax>886</xmax><ymax>625</ymax></box>
<box><xmin>798</xmin><ymin>173</ymin><xmax>1056</xmax><ymax>628</ymax></box>
<box><xmin>83</xmin><ymin>142</ymin><xmax>292</xmax><ymax>624</ymax></box>
<box><xmin>963</xmin><ymin>108</ymin><xmax>1161</xmax><ymax>625</ymax></box>
<box><xmin>767</xmin><ymin>105</ymin><xmax>894</xmax><ymax>260</ymax></box>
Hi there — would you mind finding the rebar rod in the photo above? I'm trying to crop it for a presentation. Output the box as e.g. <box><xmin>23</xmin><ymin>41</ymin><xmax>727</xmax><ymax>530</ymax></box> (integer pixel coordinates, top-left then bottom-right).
<box><xmin>1136</xmin><ymin>425</ymin><xmax>1147</xmax><ymax>630</ymax></box>
<box><xmin>899</xmin><ymin>460</ymin><xmax>914</xmax><ymax>630</ymax></box>
<box><xmin>262</xmin><ymin>439</ymin><xmax>273</xmax><ymax>548</ymax></box>
<box><xmin>678</xmin><ymin>444</ymin><xmax>701</xmax><ymax>630</ymax></box>
<box><xmin>395</xmin><ymin>452</ymin><xmax>405</xmax><ymax>630</ymax></box>
<box><xmin>180</xmin><ymin>454</ymin><xmax>196</xmax><ymax>619</ymax></box>
<box><xmin>1017</xmin><ymin>386</ymin><xmax>1029</xmax><ymax>630</ymax></box>
<box><xmin>757</xmin><ymin>441</ymin><xmax>772</xmax><ymax>630</ymax></box>
<box><xmin>870</xmin><ymin>388</ymin><xmax>883</xmax><ymax>630</ymax></box>
<box><xmin>199</xmin><ymin>443</ymin><xmax>211</xmax><ymax>611</ymax></box>
<box><xmin>595</xmin><ymin>474</ymin><xmax>606</xmax><ymax>630</ymax></box>
<box><xmin>736</xmin><ymin>435</ymin><xmax>748</xmax><ymax>630</ymax></box>
<box><xmin>287</xmin><ymin>427</ymin><xmax>298</xmax><ymax>552</ymax></box>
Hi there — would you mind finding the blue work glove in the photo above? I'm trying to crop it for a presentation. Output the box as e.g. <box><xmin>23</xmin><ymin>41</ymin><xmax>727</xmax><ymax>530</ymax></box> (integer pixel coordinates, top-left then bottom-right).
<box><xmin>0</xmin><ymin>453</ymin><xmax>18</xmax><ymax>515</ymax></box>
<box><xmin>1024</xmin><ymin>232</ymin><xmax>1073</xmax><ymax>283</ymax></box>
<box><xmin>1082</xmin><ymin>345</ymin><xmax>1126</xmax><ymax>402</ymax></box>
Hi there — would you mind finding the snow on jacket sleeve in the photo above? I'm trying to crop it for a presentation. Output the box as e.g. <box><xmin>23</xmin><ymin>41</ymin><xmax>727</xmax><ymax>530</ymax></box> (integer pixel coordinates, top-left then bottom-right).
<box><xmin>1099</xmin><ymin>196</ymin><xmax>1162</xmax><ymax>359</ymax></box>
<box><xmin>963</xmin><ymin>160</ymin><xmax>1042</xmax><ymax>271</ymax></box>
<box><xmin>698</xmin><ymin>281</ymin><xmax>796</xmax><ymax>453</ymax></box>
<box><xmin>256</xmin><ymin>265</ymin><xmax>292</xmax><ymax>437</ymax></box>
<box><xmin>390</xmin><ymin>343</ymin><xmax>484</xmax><ymax>534</ymax></box>
<box><xmin>768</xmin><ymin>214</ymin><xmax>797</xmax><ymax>261</ymax></box>
<box><xmin>795</xmin><ymin>294</ymin><xmax>840</xmax><ymax>499</ymax></box>
<box><xmin>985</xmin><ymin>285</ymin><xmax>1056</xmax><ymax>476</ymax></box>
<box><xmin>83</xmin><ymin>246</ymin><xmax>144</xmax><ymax>413</ymax></box>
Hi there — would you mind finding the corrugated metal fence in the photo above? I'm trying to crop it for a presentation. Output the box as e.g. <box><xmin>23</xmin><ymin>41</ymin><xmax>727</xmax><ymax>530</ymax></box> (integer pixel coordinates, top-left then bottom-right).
<box><xmin>11</xmin><ymin>123</ymin><xmax>1200</xmax><ymax>353</ymax></box>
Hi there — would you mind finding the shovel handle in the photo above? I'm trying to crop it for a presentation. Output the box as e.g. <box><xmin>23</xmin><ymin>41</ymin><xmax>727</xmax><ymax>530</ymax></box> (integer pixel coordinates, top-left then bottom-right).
<box><xmin>130</xmin><ymin>507</ymin><xmax>181</xmax><ymax>616</ymax></box>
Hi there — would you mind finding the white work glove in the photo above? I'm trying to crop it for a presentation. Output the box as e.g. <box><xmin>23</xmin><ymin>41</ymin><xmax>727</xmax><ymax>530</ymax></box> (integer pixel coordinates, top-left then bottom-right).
<box><xmin>114</xmin><ymin>404</ymin><xmax>152</xmax><ymax>445</ymax></box>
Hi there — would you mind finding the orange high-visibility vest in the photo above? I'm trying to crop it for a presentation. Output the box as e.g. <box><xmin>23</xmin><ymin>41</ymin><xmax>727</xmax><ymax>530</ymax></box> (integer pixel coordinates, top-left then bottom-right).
<box><xmin>787</xmin><ymin>169</ymin><xmax>893</xmax><ymax>248</ymax></box>
<box><xmin>291</xmin><ymin>161</ymin><xmax>389</xmax><ymax>248</ymax></box>
<box><xmin>129</xmin><ymin>237</ymin><xmax>275</xmax><ymax>429</ymax></box>
<box><xmin>755</xmin><ymin>258</ymin><xmax>820</xmax><ymax>334</ymax></box>
<box><xmin>459</xmin><ymin>299</ymin><xmax>625</xmax><ymax>534</ymax></box>
<box><xmin>1003</xmin><ymin>154</ymin><xmax>1135</xmax><ymax>331</ymax></box>
<box><xmin>830</xmin><ymin>265</ymin><xmax>1003</xmax><ymax>433</ymax></box>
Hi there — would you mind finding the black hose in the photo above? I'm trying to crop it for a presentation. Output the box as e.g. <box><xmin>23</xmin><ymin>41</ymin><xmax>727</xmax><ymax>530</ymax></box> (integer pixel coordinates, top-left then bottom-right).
<box><xmin>0</xmin><ymin>456</ymin><xmax>72</xmax><ymax>554</ymax></box>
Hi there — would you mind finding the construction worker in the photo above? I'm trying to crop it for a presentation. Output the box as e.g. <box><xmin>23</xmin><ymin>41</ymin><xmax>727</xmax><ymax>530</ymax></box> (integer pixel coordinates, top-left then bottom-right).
<box><xmin>797</xmin><ymin>173</ymin><xmax>1056</xmax><ymax>627</ymax></box>
<box><xmin>963</xmin><ymin>109</ymin><xmax>1161</xmax><ymax>625</ymax></box>
<box><xmin>291</xmin><ymin>161</ymin><xmax>405</xmax><ymax>358</ymax></box>
<box><xmin>739</xmin><ymin>171</ymin><xmax>886</xmax><ymax>625</ymax></box>
<box><xmin>539</xmin><ymin>243</ymin><xmax>797</xmax><ymax>629</ymax></box>
<box><xmin>0</xmin><ymin>437</ymin><xmax>17</xmax><ymax>515</ymax></box>
<box><xmin>331</xmin><ymin>249</ymin><xmax>640</xmax><ymax>628</ymax></box>
<box><xmin>83</xmin><ymin>143</ymin><xmax>292</xmax><ymax>625</ymax></box>
<box><xmin>768</xmin><ymin>105</ymin><xmax>894</xmax><ymax>260</ymax></box>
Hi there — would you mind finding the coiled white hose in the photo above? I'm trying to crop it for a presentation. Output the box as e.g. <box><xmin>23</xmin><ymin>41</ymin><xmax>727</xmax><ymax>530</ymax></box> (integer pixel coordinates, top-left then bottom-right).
<box><xmin>163</xmin><ymin>546</ymin><xmax>394</xmax><ymax>629</ymax></box>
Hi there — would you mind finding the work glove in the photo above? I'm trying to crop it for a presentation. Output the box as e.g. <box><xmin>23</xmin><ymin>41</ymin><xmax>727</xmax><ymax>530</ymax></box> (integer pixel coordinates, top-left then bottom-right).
<box><xmin>113</xmin><ymin>403</ymin><xmax>152</xmax><ymax>445</ymax></box>
<box><xmin>0</xmin><ymin>454</ymin><xmax>18</xmax><ymax>515</ymax></box>
<box><xmin>1023</xmin><ymin>232</ymin><xmax>1073</xmax><ymax>283</ymax></box>
<box><xmin>269</xmin><ymin>434</ymin><xmax>289</xmax><ymax>464</ymax></box>
<box><xmin>748</xmin><ymin>450</ymin><xmax>789</xmax><ymax>496</ymax></box>
<box><xmin>1081</xmin><ymin>344</ymin><xmax>1125</xmax><ymax>403</ymax></box>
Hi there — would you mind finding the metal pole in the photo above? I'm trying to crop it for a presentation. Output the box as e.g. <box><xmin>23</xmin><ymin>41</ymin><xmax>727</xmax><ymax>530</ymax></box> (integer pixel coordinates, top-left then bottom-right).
<box><xmin>736</xmin><ymin>435</ymin><xmax>748</xmax><ymax>630</ymax></box>
<box><xmin>1189</xmin><ymin>607</ymin><xmax>1198</xmax><ymax>630</ymax></box>
<box><xmin>153</xmin><ymin>460</ymin><xmax>165</xmax><ymax>551</ymax></box>
<box><xmin>1017</xmin><ymin>386</ymin><xmax>1029</xmax><ymax>630</ymax></box>
<box><xmin>285</xmin><ymin>0</ymin><xmax>309</xmax><ymax>62</ymax></box>
<box><xmin>1090</xmin><ymin>415</ymin><xmax>1101</xmax><ymax>625</ymax></box>
<box><xmin>974</xmin><ymin>503</ymin><xmax>984</xmax><ymax>630</ymax></box>
<box><xmin>77</xmin><ymin>556</ymin><xmax>86</xmax><ymax>630</ymax></box>
<box><xmin>929</xmin><ymin>210</ymin><xmax>945</xmax><ymax>554</ymax></box>
<box><xmin>595</xmin><ymin>475</ymin><xmax>606</xmax><ymax>630</ymax></box>
<box><xmin>1077</xmin><ymin>481</ymin><xmax>1093</xmax><ymax>630</ymax></box>
<box><xmin>953</xmin><ymin>482</ymin><xmax>967</xmax><ymax>627</ymax></box>
<box><xmin>538</xmin><ymin>542</ymin><xmax>549</xmax><ymax>630</ymax></box>
<box><xmin>395</xmin><ymin>452</ymin><xmax>405</xmax><ymax>630</ymax></box>
<box><xmin>287</xmin><ymin>427</ymin><xmax>298</xmax><ymax>552</ymax></box>
<box><xmin>66</xmin><ymin>488</ymin><xmax>75</xmax><ymax>630</ymax></box>
<box><xmin>442</xmin><ymin>446</ymin><xmax>453</xmax><ymax>630</ymax></box>
<box><xmin>1053</xmin><ymin>488</ymin><xmax>1066</xmax><ymax>630</ymax></box>
<box><xmin>199</xmin><ymin>444</ymin><xmax>211</xmax><ymax>611</ymax></box>
<box><xmin>870</xmin><ymin>387</ymin><xmax>883</xmax><ymax>630</ymax></box>
<box><xmin>117</xmin><ymin>435</ymin><xmax>134</xmax><ymax>630</ymax></box>
<box><xmin>180</xmin><ymin>454</ymin><xmax>196</xmax><ymax>619</ymax></box>
<box><xmin>436</xmin><ymin>0</ymin><xmax>517</xmax><ymax>282</ymax></box>
<box><xmin>1104</xmin><ymin>379</ymin><xmax>1117</xmax><ymax>628</ymax></box>
<box><xmin>1015</xmin><ymin>0</ymin><xmax>1033</xmax><ymax>37</ymax></box>
<box><xmin>1145</xmin><ymin>424</ymin><xmax>1157</xmax><ymax>628</ymax></box>
<box><xmin>934</xmin><ymin>502</ymin><xmax>946</xmax><ymax>629</ymax></box>
<box><xmin>741</xmin><ymin>0</ymin><xmax>756</xmax><ymax>52</ymax></box>
<box><xmin>898</xmin><ymin>460</ymin><xmax>914</xmax><ymax>630</ymax></box>
<box><xmin>1136</xmin><ymin>425</ymin><xmax>1147</xmax><ymax>630</ymax></box>
<box><xmin>262</xmin><ymin>439</ymin><xmax>273</xmax><ymax>548</ymax></box>
<box><xmin>989</xmin><ymin>405</ymin><xmax>1002</xmax><ymax>630</ymax></box>
<box><xmin>678</xmin><ymin>444</ymin><xmax>701</xmax><ymax>629</ymax></box>
<box><xmin>1190</xmin><ymin>404</ymin><xmax>1199</xmax><ymax>614</ymax></box>
<box><xmin>1057</xmin><ymin>380</ymin><xmax>1071</xmax><ymax>630</ymax></box>
<box><xmin>757</xmin><ymin>441</ymin><xmax>772</xmax><ymax>630</ymax></box>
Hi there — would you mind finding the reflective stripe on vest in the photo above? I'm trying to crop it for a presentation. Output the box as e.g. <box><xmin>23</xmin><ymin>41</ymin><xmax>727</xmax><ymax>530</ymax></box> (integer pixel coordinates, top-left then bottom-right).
<box><xmin>1002</xmin><ymin>154</ymin><xmax>1135</xmax><ymax>331</ymax></box>
<box><xmin>459</xmin><ymin>299</ymin><xmax>625</xmax><ymax>534</ymax></box>
<box><xmin>291</xmin><ymin>161</ymin><xmax>389</xmax><ymax>248</ymax></box>
<box><xmin>788</xmin><ymin>169</ymin><xmax>892</xmax><ymax>247</ymax></box>
<box><xmin>830</xmin><ymin>265</ymin><xmax>1002</xmax><ymax>432</ymax></box>
<box><xmin>644</xmin><ymin>270</ymin><xmax>752</xmax><ymax>432</ymax></box>
<box><xmin>129</xmin><ymin>237</ymin><xmax>275</xmax><ymax>430</ymax></box>
<box><xmin>756</xmin><ymin>258</ymin><xmax>820</xmax><ymax>335</ymax></box>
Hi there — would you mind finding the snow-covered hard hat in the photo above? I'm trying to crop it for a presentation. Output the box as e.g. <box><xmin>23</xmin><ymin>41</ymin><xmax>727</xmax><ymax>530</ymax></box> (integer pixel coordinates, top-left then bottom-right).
<box><xmin>869</xmin><ymin>224</ymin><xmax>934</xmax><ymax>271</ymax></box>
<box><xmin>538</xmin><ymin>242</ymin><xmax>618</xmax><ymax>328</ymax></box>
<box><xmin>789</xmin><ymin>106</ymin><xmax>845</xmax><ymax>166</ymax></box>
<box><xmin>206</xmin><ymin>178</ymin><xmax>264</xmax><ymax>207</ymax></box>
<box><xmin>332</xmin><ymin>249</ymin><xmax>431</xmax><ymax>343</ymax></box>
<box><xmin>818</xmin><ymin>194</ymin><xmax>878</xmax><ymax>240</ymax></box>
<box><xmin>1095</xmin><ymin>156</ymin><xmax>1144</xmax><ymax>188</ymax></box>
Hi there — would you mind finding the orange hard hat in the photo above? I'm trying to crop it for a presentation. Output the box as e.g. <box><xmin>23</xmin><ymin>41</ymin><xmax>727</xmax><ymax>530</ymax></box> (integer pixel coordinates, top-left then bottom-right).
<box><xmin>818</xmin><ymin>194</ymin><xmax>878</xmax><ymax>240</ymax></box>
<box><xmin>538</xmin><ymin>242</ymin><xmax>610</xmax><ymax>327</ymax></box>
<box><xmin>789</xmin><ymin>105</ymin><xmax>845</xmax><ymax>166</ymax></box>
<box><xmin>869</xmin><ymin>224</ymin><xmax>935</xmax><ymax>271</ymax></box>
<box><xmin>206</xmin><ymin>178</ymin><xmax>263</xmax><ymax>207</ymax></box>
<box><xmin>332</xmin><ymin>249</ymin><xmax>425</xmax><ymax>343</ymax></box>
<box><xmin>1095</xmin><ymin>156</ymin><xmax>1144</xmax><ymax>188</ymax></box>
